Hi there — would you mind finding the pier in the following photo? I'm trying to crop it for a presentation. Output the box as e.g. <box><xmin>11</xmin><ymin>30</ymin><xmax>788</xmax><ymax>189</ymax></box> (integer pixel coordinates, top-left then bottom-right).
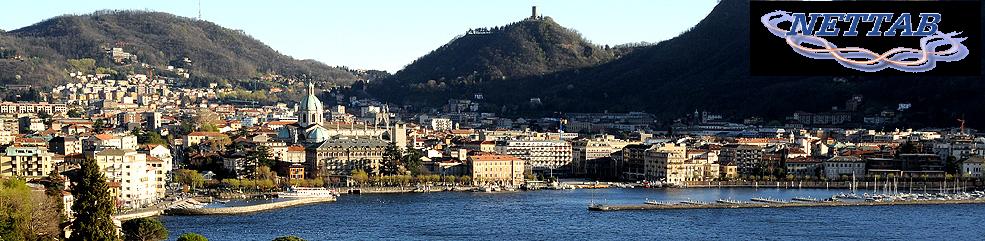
<box><xmin>589</xmin><ymin>199</ymin><xmax>985</xmax><ymax>211</ymax></box>
<box><xmin>166</xmin><ymin>197</ymin><xmax>336</xmax><ymax>215</ymax></box>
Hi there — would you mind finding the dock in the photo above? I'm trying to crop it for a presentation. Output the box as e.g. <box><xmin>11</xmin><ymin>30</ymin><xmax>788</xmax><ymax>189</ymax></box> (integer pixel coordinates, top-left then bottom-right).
<box><xmin>588</xmin><ymin>199</ymin><xmax>985</xmax><ymax>211</ymax></box>
<box><xmin>166</xmin><ymin>197</ymin><xmax>335</xmax><ymax>215</ymax></box>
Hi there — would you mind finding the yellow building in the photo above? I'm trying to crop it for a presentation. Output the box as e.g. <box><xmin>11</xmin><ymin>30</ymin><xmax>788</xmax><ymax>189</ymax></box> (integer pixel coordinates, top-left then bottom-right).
<box><xmin>469</xmin><ymin>153</ymin><xmax>525</xmax><ymax>187</ymax></box>
<box><xmin>0</xmin><ymin>146</ymin><xmax>54</xmax><ymax>179</ymax></box>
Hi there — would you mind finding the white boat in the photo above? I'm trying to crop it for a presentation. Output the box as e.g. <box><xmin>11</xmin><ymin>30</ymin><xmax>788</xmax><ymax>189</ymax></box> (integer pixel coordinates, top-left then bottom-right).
<box><xmin>278</xmin><ymin>187</ymin><xmax>338</xmax><ymax>198</ymax></box>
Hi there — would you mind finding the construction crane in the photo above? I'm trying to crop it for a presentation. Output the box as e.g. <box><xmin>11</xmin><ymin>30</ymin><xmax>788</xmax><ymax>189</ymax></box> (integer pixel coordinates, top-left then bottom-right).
<box><xmin>957</xmin><ymin>118</ymin><xmax>966</xmax><ymax>135</ymax></box>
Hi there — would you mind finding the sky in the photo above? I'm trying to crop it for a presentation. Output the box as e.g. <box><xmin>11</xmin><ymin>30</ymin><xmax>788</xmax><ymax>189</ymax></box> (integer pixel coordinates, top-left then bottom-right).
<box><xmin>2</xmin><ymin>0</ymin><xmax>719</xmax><ymax>72</ymax></box>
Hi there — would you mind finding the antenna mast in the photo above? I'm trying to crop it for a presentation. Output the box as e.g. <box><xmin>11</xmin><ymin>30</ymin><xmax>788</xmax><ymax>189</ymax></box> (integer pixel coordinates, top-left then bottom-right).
<box><xmin>198</xmin><ymin>0</ymin><xmax>202</xmax><ymax>20</ymax></box>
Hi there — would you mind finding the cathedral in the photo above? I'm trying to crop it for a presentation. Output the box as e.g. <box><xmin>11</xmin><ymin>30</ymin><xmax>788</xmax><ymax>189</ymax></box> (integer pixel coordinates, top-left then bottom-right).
<box><xmin>277</xmin><ymin>82</ymin><xmax>408</xmax><ymax>177</ymax></box>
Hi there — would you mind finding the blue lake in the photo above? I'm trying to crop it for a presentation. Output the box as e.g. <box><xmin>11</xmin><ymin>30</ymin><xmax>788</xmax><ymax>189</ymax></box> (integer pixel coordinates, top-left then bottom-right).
<box><xmin>162</xmin><ymin>188</ymin><xmax>985</xmax><ymax>240</ymax></box>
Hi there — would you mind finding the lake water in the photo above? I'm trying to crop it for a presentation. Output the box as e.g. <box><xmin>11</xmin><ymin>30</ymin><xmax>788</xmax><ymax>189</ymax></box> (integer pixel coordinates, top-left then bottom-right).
<box><xmin>162</xmin><ymin>188</ymin><xmax>985</xmax><ymax>240</ymax></box>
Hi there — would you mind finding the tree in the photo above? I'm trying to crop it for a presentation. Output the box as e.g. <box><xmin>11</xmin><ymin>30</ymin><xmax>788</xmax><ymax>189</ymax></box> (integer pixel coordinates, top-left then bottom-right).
<box><xmin>0</xmin><ymin>178</ymin><xmax>62</xmax><ymax>240</ymax></box>
<box><xmin>255</xmin><ymin>166</ymin><xmax>277</xmax><ymax>180</ymax></box>
<box><xmin>93</xmin><ymin>119</ymin><xmax>108</xmax><ymax>133</ymax></box>
<box><xmin>122</xmin><ymin>217</ymin><xmax>169</xmax><ymax>241</ymax></box>
<box><xmin>402</xmin><ymin>149</ymin><xmax>425</xmax><ymax>176</ymax></box>
<box><xmin>69</xmin><ymin>158</ymin><xmax>119</xmax><ymax>241</ymax></box>
<box><xmin>144</xmin><ymin>132</ymin><xmax>168</xmax><ymax>145</ymax></box>
<box><xmin>443</xmin><ymin>175</ymin><xmax>457</xmax><ymax>185</ymax></box>
<box><xmin>176</xmin><ymin>233</ymin><xmax>208</xmax><ymax>241</ymax></box>
<box><xmin>350</xmin><ymin>169</ymin><xmax>369</xmax><ymax>186</ymax></box>
<box><xmin>222</xmin><ymin>179</ymin><xmax>241</xmax><ymax>189</ymax></box>
<box><xmin>175</xmin><ymin>169</ymin><xmax>205</xmax><ymax>190</ymax></box>
<box><xmin>272</xmin><ymin>236</ymin><xmax>306</xmax><ymax>241</ymax></box>
<box><xmin>192</xmin><ymin>109</ymin><xmax>221</xmax><ymax>131</ymax></box>
<box><xmin>381</xmin><ymin>143</ymin><xmax>404</xmax><ymax>175</ymax></box>
<box><xmin>67</xmin><ymin>108</ymin><xmax>85</xmax><ymax>118</ymax></box>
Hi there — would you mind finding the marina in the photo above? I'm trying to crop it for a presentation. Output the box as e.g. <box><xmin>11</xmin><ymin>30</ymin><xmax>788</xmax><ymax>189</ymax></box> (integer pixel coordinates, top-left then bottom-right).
<box><xmin>590</xmin><ymin>190</ymin><xmax>985</xmax><ymax>211</ymax></box>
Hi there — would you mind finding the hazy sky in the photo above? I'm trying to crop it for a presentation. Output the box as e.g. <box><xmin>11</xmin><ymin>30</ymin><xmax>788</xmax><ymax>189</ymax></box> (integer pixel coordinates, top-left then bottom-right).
<box><xmin>2</xmin><ymin>0</ymin><xmax>719</xmax><ymax>72</ymax></box>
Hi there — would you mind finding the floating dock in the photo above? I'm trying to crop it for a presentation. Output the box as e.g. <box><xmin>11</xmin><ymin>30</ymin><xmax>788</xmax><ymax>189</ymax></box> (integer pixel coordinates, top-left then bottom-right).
<box><xmin>588</xmin><ymin>199</ymin><xmax>985</xmax><ymax>211</ymax></box>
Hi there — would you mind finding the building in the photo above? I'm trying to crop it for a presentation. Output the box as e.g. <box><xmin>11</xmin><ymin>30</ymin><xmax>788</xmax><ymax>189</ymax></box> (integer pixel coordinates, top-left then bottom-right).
<box><xmin>469</xmin><ymin>153</ymin><xmax>525</xmax><ymax>187</ymax></box>
<box><xmin>90</xmin><ymin>134</ymin><xmax>139</xmax><ymax>151</ymax></box>
<box><xmin>430</xmin><ymin>118</ymin><xmax>454</xmax><ymax>131</ymax></box>
<box><xmin>643</xmin><ymin>143</ymin><xmax>686</xmax><ymax>182</ymax></box>
<box><xmin>143</xmin><ymin>112</ymin><xmax>162</xmax><ymax>130</ymax></box>
<box><xmin>823</xmin><ymin>156</ymin><xmax>866</xmax><ymax>180</ymax></box>
<box><xmin>720</xmin><ymin>144</ymin><xmax>765</xmax><ymax>176</ymax></box>
<box><xmin>184</xmin><ymin>132</ymin><xmax>229</xmax><ymax>147</ymax></box>
<box><xmin>0</xmin><ymin>102</ymin><xmax>68</xmax><ymax>115</ymax></box>
<box><xmin>307</xmin><ymin>137</ymin><xmax>388</xmax><ymax>177</ymax></box>
<box><xmin>0</xmin><ymin>146</ymin><xmax>54</xmax><ymax>179</ymax></box>
<box><xmin>463</xmin><ymin>140</ymin><xmax>496</xmax><ymax>153</ymax></box>
<box><xmin>94</xmin><ymin>149</ymin><xmax>158</xmax><ymax>208</ymax></box>
<box><xmin>494</xmin><ymin>139</ymin><xmax>572</xmax><ymax>176</ymax></box>
<box><xmin>618</xmin><ymin>144</ymin><xmax>651</xmax><ymax>181</ymax></box>
<box><xmin>571</xmin><ymin>135</ymin><xmax>635</xmax><ymax>176</ymax></box>
<box><xmin>785</xmin><ymin>157</ymin><xmax>822</xmax><ymax>178</ymax></box>
<box><xmin>961</xmin><ymin>156</ymin><xmax>984</xmax><ymax>178</ymax></box>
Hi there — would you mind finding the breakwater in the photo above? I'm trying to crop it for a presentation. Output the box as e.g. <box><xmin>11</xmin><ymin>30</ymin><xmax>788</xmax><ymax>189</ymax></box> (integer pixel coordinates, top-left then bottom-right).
<box><xmin>166</xmin><ymin>197</ymin><xmax>336</xmax><ymax>215</ymax></box>
<box><xmin>589</xmin><ymin>199</ymin><xmax>985</xmax><ymax>211</ymax></box>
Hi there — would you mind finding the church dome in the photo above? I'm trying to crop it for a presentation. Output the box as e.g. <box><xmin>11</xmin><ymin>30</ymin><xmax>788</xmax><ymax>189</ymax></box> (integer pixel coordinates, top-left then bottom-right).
<box><xmin>306</xmin><ymin>125</ymin><xmax>330</xmax><ymax>143</ymax></box>
<box><xmin>300</xmin><ymin>94</ymin><xmax>323</xmax><ymax>113</ymax></box>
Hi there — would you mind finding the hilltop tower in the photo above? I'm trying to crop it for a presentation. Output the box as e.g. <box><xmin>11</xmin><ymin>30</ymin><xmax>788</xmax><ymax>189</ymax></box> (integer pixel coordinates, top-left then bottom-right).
<box><xmin>531</xmin><ymin>6</ymin><xmax>537</xmax><ymax>19</ymax></box>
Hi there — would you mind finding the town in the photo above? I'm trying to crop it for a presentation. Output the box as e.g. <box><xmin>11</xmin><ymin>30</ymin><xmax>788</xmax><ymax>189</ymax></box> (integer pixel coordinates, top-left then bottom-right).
<box><xmin>3</xmin><ymin>55</ymin><xmax>984</xmax><ymax>215</ymax></box>
<box><xmin>2</xmin><ymin>2</ymin><xmax>984</xmax><ymax>240</ymax></box>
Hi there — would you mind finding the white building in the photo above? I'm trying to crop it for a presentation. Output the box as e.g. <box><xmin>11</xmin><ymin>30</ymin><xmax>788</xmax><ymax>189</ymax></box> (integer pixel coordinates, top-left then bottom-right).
<box><xmin>94</xmin><ymin>149</ymin><xmax>158</xmax><ymax>208</ymax></box>
<box><xmin>0</xmin><ymin>146</ymin><xmax>54</xmax><ymax>179</ymax></box>
<box><xmin>430</xmin><ymin>118</ymin><xmax>454</xmax><ymax>131</ymax></box>
<box><xmin>961</xmin><ymin>156</ymin><xmax>984</xmax><ymax>178</ymax></box>
<box><xmin>494</xmin><ymin>139</ymin><xmax>572</xmax><ymax>175</ymax></box>
<box><xmin>643</xmin><ymin>143</ymin><xmax>687</xmax><ymax>183</ymax></box>
<box><xmin>823</xmin><ymin>156</ymin><xmax>866</xmax><ymax>180</ymax></box>
<box><xmin>91</xmin><ymin>134</ymin><xmax>139</xmax><ymax>151</ymax></box>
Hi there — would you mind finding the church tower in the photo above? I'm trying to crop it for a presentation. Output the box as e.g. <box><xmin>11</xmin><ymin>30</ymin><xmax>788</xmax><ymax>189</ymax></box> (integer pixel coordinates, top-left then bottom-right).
<box><xmin>298</xmin><ymin>81</ymin><xmax>324</xmax><ymax>127</ymax></box>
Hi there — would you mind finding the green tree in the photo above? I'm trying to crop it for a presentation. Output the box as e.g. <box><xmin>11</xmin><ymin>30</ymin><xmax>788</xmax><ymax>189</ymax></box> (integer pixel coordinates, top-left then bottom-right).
<box><xmin>272</xmin><ymin>236</ymin><xmax>306</xmax><ymax>241</ymax></box>
<box><xmin>222</xmin><ymin>179</ymin><xmax>241</xmax><ymax>189</ymax></box>
<box><xmin>69</xmin><ymin>158</ymin><xmax>119</xmax><ymax>241</ymax></box>
<box><xmin>122</xmin><ymin>217</ymin><xmax>169</xmax><ymax>241</ymax></box>
<box><xmin>402</xmin><ymin>149</ymin><xmax>425</xmax><ymax>176</ymax></box>
<box><xmin>0</xmin><ymin>178</ymin><xmax>62</xmax><ymax>240</ymax></box>
<box><xmin>145</xmin><ymin>132</ymin><xmax>168</xmax><ymax>145</ymax></box>
<box><xmin>255</xmin><ymin>166</ymin><xmax>277</xmax><ymax>180</ymax></box>
<box><xmin>176</xmin><ymin>233</ymin><xmax>208</xmax><ymax>241</ymax></box>
<box><xmin>442</xmin><ymin>175</ymin><xmax>457</xmax><ymax>185</ymax></box>
<box><xmin>68</xmin><ymin>108</ymin><xmax>85</xmax><ymax>118</ymax></box>
<box><xmin>93</xmin><ymin>119</ymin><xmax>108</xmax><ymax>133</ymax></box>
<box><xmin>381</xmin><ymin>143</ymin><xmax>403</xmax><ymax>175</ymax></box>
<box><xmin>175</xmin><ymin>169</ymin><xmax>205</xmax><ymax>190</ymax></box>
<box><xmin>350</xmin><ymin>169</ymin><xmax>369</xmax><ymax>186</ymax></box>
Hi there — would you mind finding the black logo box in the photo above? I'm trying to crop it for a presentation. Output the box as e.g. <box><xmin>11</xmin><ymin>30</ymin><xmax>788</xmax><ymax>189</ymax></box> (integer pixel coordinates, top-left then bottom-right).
<box><xmin>750</xmin><ymin>1</ymin><xmax>982</xmax><ymax>76</ymax></box>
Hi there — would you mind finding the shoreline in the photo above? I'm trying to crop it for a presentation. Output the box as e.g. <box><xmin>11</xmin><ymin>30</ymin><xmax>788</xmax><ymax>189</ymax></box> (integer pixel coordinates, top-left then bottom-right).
<box><xmin>588</xmin><ymin>199</ymin><xmax>985</xmax><ymax>211</ymax></box>
<box><xmin>165</xmin><ymin>197</ymin><xmax>336</xmax><ymax>215</ymax></box>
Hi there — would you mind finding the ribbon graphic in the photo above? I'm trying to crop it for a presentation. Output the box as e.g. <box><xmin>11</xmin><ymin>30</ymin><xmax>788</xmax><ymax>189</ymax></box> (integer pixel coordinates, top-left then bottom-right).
<box><xmin>761</xmin><ymin>11</ymin><xmax>969</xmax><ymax>73</ymax></box>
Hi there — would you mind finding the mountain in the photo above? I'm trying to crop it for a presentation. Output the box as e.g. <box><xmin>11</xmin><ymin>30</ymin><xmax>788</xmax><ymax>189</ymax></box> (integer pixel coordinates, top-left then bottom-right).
<box><xmin>368</xmin><ymin>16</ymin><xmax>625</xmax><ymax>104</ymax></box>
<box><xmin>373</xmin><ymin>0</ymin><xmax>985</xmax><ymax>128</ymax></box>
<box><xmin>0</xmin><ymin>10</ymin><xmax>359</xmax><ymax>88</ymax></box>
